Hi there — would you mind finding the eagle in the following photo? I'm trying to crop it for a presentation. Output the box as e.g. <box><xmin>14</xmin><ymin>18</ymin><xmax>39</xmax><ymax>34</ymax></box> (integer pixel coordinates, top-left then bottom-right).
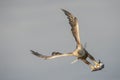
<box><xmin>31</xmin><ymin>9</ymin><xmax>104</xmax><ymax>71</ymax></box>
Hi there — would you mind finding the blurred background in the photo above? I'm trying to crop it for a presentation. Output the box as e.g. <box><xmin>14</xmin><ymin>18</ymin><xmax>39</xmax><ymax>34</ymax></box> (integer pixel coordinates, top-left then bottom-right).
<box><xmin>0</xmin><ymin>0</ymin><xmax>120</xmax><ymax>80</ymax></box>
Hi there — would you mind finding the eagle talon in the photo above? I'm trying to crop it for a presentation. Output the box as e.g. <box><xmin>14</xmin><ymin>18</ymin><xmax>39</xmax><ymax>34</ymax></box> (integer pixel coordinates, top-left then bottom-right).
<box><xmin>92</xmin><ymin>62</ymin><xmax>104</xmax><ymax>71</ymax></box>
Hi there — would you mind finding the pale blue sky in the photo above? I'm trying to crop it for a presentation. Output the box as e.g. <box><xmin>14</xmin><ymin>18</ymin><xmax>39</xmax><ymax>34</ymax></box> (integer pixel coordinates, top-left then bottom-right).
<box><xmin>0</xmin><ymin>0</ymin><xmax>120</xmax><ymax>80</ymax></box>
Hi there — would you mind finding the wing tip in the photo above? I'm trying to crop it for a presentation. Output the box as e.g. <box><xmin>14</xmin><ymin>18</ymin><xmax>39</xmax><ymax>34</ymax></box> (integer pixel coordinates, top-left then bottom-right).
<box><xmin>61</xmin><ymin>8</ymin><xmax>65</xmax><ymax>12</ymax></box>
<box><xmin>61</xmin><ymin>9</ymin><xmax>69</xmax><ymax>14</ymax></box>
<box><xmin>30</xmin><ymin>50</ymin><xmax>41</xmax><ymax>57</ymax></box>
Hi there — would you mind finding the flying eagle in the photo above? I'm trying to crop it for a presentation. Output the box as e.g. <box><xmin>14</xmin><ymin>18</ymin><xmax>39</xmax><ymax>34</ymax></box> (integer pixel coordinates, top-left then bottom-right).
<box><xmin>31</xmin><ymin>9</ymin><xmax>104</xmax><ymax>71</ymax></box>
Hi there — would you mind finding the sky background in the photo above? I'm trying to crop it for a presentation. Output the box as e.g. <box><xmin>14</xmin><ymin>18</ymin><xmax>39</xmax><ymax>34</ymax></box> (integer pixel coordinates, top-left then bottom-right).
<box><xmin>0</xmin><ymin>0</ymin><xmax>120</xmax><ymax>80</ymax></box>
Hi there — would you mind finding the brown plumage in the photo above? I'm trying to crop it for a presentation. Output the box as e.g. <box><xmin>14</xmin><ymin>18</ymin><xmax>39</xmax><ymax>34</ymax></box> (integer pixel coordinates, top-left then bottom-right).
<box><xmin>31</xmin><ymin>9</ymin><xmax>104</xmax><ymax>71</ymax></box>
<box><xmin>61</xmin><ymin>9</ymin><xmax>81</xmax><ymax>48</ymax></box>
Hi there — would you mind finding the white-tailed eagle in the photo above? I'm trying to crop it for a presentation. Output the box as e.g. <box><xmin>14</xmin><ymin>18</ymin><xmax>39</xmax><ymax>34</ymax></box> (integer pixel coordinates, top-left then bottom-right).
<box><xmin>31</xmin><ymin>9</ymin><xmax>104</xmax><ymax>71</ymax></box>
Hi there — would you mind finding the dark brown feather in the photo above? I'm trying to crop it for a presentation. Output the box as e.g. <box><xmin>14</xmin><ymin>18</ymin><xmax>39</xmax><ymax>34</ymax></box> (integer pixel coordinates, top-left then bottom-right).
<box><xmin>62</xmin><ymin>9</ymin><xmax>81</xmax><ymax>47</ymax></box>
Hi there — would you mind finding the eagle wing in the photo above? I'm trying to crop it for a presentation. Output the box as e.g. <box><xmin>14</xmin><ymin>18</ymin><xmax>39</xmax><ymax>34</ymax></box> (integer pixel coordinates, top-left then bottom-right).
<box><xmin>31</xmin><ymin>50</ymin><xmax>73</xmax><ymax>60</ymax></box>
<box><xmin>62</xmin><ymin>9</ymin><xmax>81</xmax><ymax>48</ymax></box>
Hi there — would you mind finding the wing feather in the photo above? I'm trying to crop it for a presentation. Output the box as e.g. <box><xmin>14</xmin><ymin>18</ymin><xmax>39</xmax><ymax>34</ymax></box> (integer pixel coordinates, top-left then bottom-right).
<box><xmin>62</xmin><ymin>9</ymin><xmax>81</xmax><ymax>48</ymax></box>
<box><xmin>31</xmin><ymin>50</ymin><xmax>73</xmax><ymax>60</ymax></box>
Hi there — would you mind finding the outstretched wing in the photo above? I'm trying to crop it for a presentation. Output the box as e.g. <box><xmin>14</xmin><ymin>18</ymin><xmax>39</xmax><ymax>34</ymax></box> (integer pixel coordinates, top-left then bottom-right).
<box><xmin>31</xmin><ymin>50</ymin><xmax>73</xmax><ymax>60</ymax></box>
<box><xmin>62</xmin><ymin>9</ymin><xmax>81</xmax><ymax>48</ymax></box>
